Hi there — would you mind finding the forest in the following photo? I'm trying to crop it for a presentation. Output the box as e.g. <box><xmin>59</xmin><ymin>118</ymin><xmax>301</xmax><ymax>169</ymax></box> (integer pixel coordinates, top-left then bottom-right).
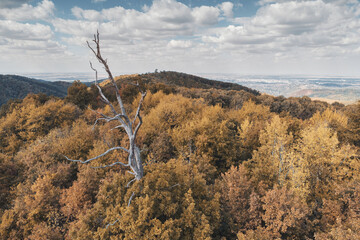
<box><xmin>0</xmin><ymin>59</ymin><xmax>359</xmax><ymax>239</ymax></box>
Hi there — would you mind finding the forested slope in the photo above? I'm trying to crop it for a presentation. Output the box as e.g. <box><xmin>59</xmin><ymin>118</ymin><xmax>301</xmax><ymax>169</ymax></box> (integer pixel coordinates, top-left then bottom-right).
<box><xmin>0</xmin><ymin>75</ymin><xmax>71</xmax><ymax>106</ymax></box>
<box><xmin>0</xmin><ymin>75</ymin><xmax>359</xmax><ymax>239</ymax></box>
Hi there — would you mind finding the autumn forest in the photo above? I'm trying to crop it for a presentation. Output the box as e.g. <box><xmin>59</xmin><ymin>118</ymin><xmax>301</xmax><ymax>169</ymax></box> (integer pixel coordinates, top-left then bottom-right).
<box><xmin>0</xmin><ymin>61</ymin><xmax>359</xmax><ymax>239</ymax></box>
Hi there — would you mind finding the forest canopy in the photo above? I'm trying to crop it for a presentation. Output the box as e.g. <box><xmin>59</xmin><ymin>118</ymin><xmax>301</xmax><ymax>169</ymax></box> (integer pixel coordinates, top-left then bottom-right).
<box><xmin>0</xmin><ymin>72</ymin><xmax>359</xmax><ymax>239</ymax></box>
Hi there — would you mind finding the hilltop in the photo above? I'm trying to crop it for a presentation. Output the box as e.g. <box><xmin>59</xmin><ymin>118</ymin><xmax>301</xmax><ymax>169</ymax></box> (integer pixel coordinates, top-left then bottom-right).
<box><xmin>139</xmin><ymin>71</ymin><xmax>260</xmax><ymax>95</ymax></box>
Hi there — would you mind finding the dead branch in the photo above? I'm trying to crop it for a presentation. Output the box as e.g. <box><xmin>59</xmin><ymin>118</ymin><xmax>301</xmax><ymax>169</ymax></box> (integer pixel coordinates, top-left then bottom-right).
<box><xmin>128</xmin><ymin>192</ymin><xmax>135</xmax><ymax>207</ymax></box>
<box><xmin>64</xmin><ymin>146</ymin><xmax>129</xmax><ymax>164</ymax></box>
<box><xmin>65</xmin><ymin>31</ymin><xmax>146</xmax><ymax>182</ymax></box>
<box><xmin>106</xmin><ymin>219</ymin><xmax>119</xmax><ymax>229</ymax></box>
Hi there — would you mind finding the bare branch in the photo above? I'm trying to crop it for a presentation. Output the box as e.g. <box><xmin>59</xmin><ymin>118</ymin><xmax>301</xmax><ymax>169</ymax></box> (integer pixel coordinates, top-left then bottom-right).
<box><xmin>111</xmin><ymin>125</ymin><xmax>126</xmax><ymax>131</ymax></box>
<box><xmin>88</xmin><ymin>31</ymin><xmax>128</xmax><ymax>119</ymax></box>
<box><xmin>128</xmin><ymin>191</ymin><xmax>135</xmax><ymax>207</ymax></box>
<box><xmin>105</xmin><ymin>219</ymin><xmax>119</xmax><ymax>229</ymax></box>
<box><xmin>64</xmin><ymin>146</ymin><xmax>129</xmax><ymax>164</ymax></box>
<box><xmin>93</xmin><ymin>117</ymin><xmax>108</xmax><ymax>129</ymax></box>
<box><xmin>87</xmin><ymin>41</ymin><xmax>97</xmax><ymax>60</ymax></box>
<box><xmin>134</xmin><ymin>114</ymin><xmax>143</xmax><ymax>137</ymax></box>
<box><xmin>93</xmin><ymin>113</ymin><xmax>130</xmax><ymax>130</ymax></box>
<box><xmin>168</xmin><ymin>183</ymin><xmax>180</xmax><ymax>189</ymax></box>
<box><xmin>91</xmin><ymin>161</ymin><xmax>130</xmax><ymax>169</ymax></box>
<box><xmin>132</xmin><ymin>91</ymin><xmax>147</xmax><ymax>126</ymax></box>
<box><xmin>89</xmin><ymin>62</ymin><xmax>118</xmax><ymax>116</ymax></box>
<box><xmin>126</xmin><ymin>177</ymin><xmax>137</xmax><ymax>188</ymax></box>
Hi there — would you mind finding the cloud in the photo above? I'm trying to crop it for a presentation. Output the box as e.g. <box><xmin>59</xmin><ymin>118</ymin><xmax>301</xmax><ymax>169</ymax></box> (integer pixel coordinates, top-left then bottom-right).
<box><xmin>52</xmin><ymin>19</ymin><xmax>100</xmax><ymax>38</ymax></box>
<box><xmin>0</xmin><ymin>0</ymin><xmax>30</xmax><ymax>8</ymax></box>
<box><xmin>204</xmin><ymin>0</ymin><xmax>360</xmax><ymax>59</ymax></box>
<box><xmin>0</xmin><ymin>0</ymin><xmax>55</xmax><ymax>21</ymax></box>
<box><xmin>220</xmin><ymin>2</ymin><xmax>234</xmax><ymax>18</ymax></box>
<box><xmin>147</xmin><ymin>0</ymin><xmax>193</xmax><ymax>24</ymax></box>
<box><xmin>92</xmin><ymin>0</ymin><xmax>106</xmax><ymax>2</ymax></box>
<box><xmin>192</xmin><ymin>6</ymin><xmax>220</xmax><ymax>25</ymax></box>
<box><xmin>0</xmin><ymin>0</ymin><xmax>70</xmax><ymax>68</ymax></box>
<box><xmin>53</xmin><ymin>0</ymin><xmax>244</xmax><ymax>54</ymax></box>
<box><xmin>63</xmin><ymin>0</ymin><xmax>234</xmax><ymax>41</ymax></box>
<box><xmin>56</xmin><ymin>1</ymin><xmax>188</xmax><ymax>45</ymax></box>
<box><xmin>0</xmin><ymin>20</ymin><xmax>67</xmax><ymax>60</ymax></box>
<box><xmin>252</xmin><ymin>1</ymin><xmax>331</xmax><ymax>35</ymax></box>
<box><xmin>0</xmin><ymin>39</ymin><xmax>64</xmax><ymax>53</ymax></box>
<box><xmin>72</xmin><ymin>7</ymin><xmax>102</xmax><ymax>21</ymax></box>
<box><xmin>167</xmin><ymin>39</ymin><xmax>193</xmax><ymax>49</ymax></box>
<box><xmin>0</xmin><ymin>20</ymin><xmax>53</xmax><ymax>40</ymax></box>
<box><xmin>64</xmin><ymin>0</ymin><xmax>199</xmax><ymax>41</ymax></box>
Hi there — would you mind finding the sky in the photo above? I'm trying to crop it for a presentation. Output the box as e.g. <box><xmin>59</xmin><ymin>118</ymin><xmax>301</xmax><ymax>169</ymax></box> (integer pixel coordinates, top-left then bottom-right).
<box><xmin>1</xmin><ymin>0</ymin><xmax>360</xmax><ymax>76</ymax></box>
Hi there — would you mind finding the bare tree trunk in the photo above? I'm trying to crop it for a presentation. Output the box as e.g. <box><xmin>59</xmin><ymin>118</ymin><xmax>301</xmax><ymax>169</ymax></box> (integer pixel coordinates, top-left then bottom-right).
<box><xmin>64</xmin><ymin>31</ymin><xmax>146</xmax><ymax>184</ymax></box>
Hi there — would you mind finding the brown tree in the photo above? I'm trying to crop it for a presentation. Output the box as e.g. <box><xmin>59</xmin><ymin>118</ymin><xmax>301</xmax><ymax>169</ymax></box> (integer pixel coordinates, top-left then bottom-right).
<box><xmin>218</xmin><ymin>165</ymin><xmax>261</xmax><ymax>238</ymax></box>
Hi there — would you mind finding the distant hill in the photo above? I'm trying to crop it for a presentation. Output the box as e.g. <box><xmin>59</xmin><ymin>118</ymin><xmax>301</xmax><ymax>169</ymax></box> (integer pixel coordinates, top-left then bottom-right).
<box><xmin>0</xmin><ymin>71</ymin><xmax>260</xmax><ymax>107</ymax></box>
<box><xmin>139</xmin><ymin>71</ymin><xmax>260</xmax><ymax>95</ymax></box>
<box><xmin>0</xmin><ymin>75</ymin><xmax>71</xmax><ymax>106</ymax></box>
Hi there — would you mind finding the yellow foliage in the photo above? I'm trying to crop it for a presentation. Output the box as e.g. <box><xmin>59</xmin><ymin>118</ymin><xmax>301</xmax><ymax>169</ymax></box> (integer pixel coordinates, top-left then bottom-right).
<box><xmin>68</xmin><ymin>159</ymin><xmax>220</xmax><ymax>240</ymax></box>
<box><xmin>0</xmin><ymin>98</ymin><xmax>80</xmax><ymax>154</ymax></box>
<box><xmin>291</xmin><ymin>123</ymin><xmax>357</xmax><ymax>202</ymax></box>
<box><xmin>309</xmin><ymin>108</ymin><xmax>348</xmax><ymax>128</ymax></box>
<box><xmin>247</xmin><ymin>115</ymin><xmax>293</xmax><ymax>188</ymax></box>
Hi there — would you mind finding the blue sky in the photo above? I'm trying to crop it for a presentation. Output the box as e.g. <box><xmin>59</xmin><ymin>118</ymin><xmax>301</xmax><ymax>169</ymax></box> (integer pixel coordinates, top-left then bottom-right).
<box><xmin>1</xmin><ymin>0</ymin><xmax>360</xmax><ymax>76</ymax></box>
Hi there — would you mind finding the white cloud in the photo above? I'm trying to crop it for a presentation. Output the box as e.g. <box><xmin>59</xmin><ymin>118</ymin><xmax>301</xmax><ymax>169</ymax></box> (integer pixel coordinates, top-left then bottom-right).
<box><xmin>64</xmin><ymin>0</ymin><xmax>200</xmax><ymax>42</ymax></box>
<box><xmin>205</xmin><ymin>0</ymin><xmax>360</xmax><ymax>59</ymax></box>
<box><xmin>220</xmin><ymin>2</ymin><xmax>234</xmax><ymax>18</ymax></box>
<box><xmin>252</xmin><ymin>1</ymin><xmax>331</xmax><ymax>35</ymax></box>
<box><xmin>1</xmin><ymin>39</ymin><xmax>64</xmax><ymax>53</ymax></box>
<box><xmin>72</xmin><ymin>7</ymin><xmax>102</xmax><ymax>21</ymax></box>
<box><xmin>167</xmin><ymin>39</ymin><xmax>193</xmax><ymax>48</ymax></box>
<box><xmin>192</xmin><ymin>6</ymin><xmax>220</xmax><ymax>25</ymax></box>
<box><xmin>0</xmin><ymin>20</ymin><xmax>53</xmax><ymax>40</ymax></box>
<box><xmin>147</xmin><ymin>0</ymin><xmax>193</xmax><ymax>24</ymax></box>
<box><xmin>92</xmin><ymin>0</ymin><xmax>106</xmax><ymax>2</ymax></box>
<box><xmin>0</xmin><ymin>0</ymin><xmax>55</xmax><ymax>21</ymax></box>
<box><xmin>0</xmin><ymin>0</ymin><xmax>72</xmax><ymax>69</ymax></box>
<box><xmin>52</xmin><ymin>19</ymin><xmax>100</xmax><ymax>38</ymax></box>
<box><xmin>64</xmin><ymin>0</ymin><xmax>233</xmax><ymax>42</ymax></box>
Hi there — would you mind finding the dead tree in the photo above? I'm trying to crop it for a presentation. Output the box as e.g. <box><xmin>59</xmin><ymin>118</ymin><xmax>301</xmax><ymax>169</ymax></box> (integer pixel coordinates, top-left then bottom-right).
<box><xmin>65</xmin><ymin>31</ymin><xmax>146</xmax><ymax>184</ymax></box>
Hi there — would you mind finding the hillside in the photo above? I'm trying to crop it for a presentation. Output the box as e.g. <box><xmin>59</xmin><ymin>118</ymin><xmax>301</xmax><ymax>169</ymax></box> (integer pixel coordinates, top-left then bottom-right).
<box><xmin>0</xmin><ymin>75</ymin><xmax>71</xmax><ymax>106</ymax></box>
<box><xmin>139</xmin><ymin>71</ymin><xmax>260</xmax><ymax>95</ymax></box>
